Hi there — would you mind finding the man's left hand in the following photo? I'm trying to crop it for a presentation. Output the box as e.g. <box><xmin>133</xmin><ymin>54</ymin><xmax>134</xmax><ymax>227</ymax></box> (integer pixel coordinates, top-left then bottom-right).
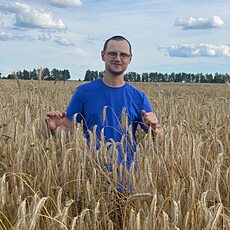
<box><xmin>141</xmin><ymin>110</ymin><xmax>164</xmax><ymax>135</ymax></box>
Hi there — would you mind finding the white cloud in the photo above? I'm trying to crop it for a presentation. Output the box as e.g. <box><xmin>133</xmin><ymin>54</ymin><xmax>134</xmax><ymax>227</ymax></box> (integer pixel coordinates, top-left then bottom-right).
<box><xmin>53</xmin><ymin>36</ymin><xmax>74</xmax><ymax>46</ymax></box>
<box><xmin>175</xmin><ymin>16</ymin><xmax>224</xmax><ymax>30</ymax></box>
<box><xmin>37</xmin><ymin>33</ymin><xmax>74</xmax><ymax>46</ymax></box>
<box><xmin>0</xmin><ymin>31</ymin><xmax>36</xmax><ymax>41</ymax></box>
<box><xmin>85</xmin><ymin>35</ymin><xmax>103</xmax><ymax>44</ymax></box>
<box><xmin>0</xmin><ymin>21</ymin><xmax>7</xmax><ymax>30</ymax></box>
<box><xmin>0</xmin><ymin>2</ymin><xmax>66</xmax><ymax>30</ymax></box>
<box><xmin>158</xmin><ymin>44</ymin><xmax>230</xmax><ymax>57</ymax></box>
<box><xmin>0</xmin><ymin>31</ymin><xmax>13</xmax><ymax>41</ymax></box>
<box><xmin>0</xmin><ymin>29</ymin><xmax>73</xmax><ymax>46</ymax></box>
<box><xmin>47</xmin><ymin>0</ymin><xmax>82</xmax><ymax>8</ymax></box>
<box><xmin>38</xmin><ymin>32</ymin><xmax>52</xmax><ymax>41</ymax></box>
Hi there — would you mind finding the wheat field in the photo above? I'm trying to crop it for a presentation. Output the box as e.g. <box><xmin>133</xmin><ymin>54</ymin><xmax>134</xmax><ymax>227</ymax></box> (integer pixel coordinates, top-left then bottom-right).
<box><xmin>0</xmin><ymin>79</ymin><xmax>229</xmax><ymax>229</ymax></box>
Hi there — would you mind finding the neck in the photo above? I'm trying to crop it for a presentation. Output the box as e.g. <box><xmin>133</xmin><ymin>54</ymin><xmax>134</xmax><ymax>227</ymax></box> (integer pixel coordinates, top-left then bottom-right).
<box><xmin>102</xmin><ymin>72</ymin><xmax>125</xmax><ymax>87</ymax></box>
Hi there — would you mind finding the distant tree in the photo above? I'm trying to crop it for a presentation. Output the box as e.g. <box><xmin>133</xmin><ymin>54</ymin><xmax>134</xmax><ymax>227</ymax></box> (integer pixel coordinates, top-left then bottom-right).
<box><xmin>81</xmin><ymin>69</ymin><xmax>230</xmax><ymax>83</ymax></box>
<box><xmin>99</xmin><ymin>71</ymin><xmax>104</xmax><ymax>78</ymax></box>
<box><xmin>23</xmin><ymin>69</ymin><xmax>30</xmax><ymax>80</ymax></box>
<box><xmin>181</xmin><ymin>72</ymin><xmax>187</xmax><ymax>82</ymax></box>
<box><xmin>205</xmin><ymin>73</ymin><xmax>213</xmax><ymax>83</ymax></box>
<box><xmin>158</xmin><ymin>73</ymin><xmax>164</xmax><ymax>82</ymax></box>
<box><xmin>200</xmin><ymin>73</ymin><xmax>206</xmax><ymax>83</ymax></box>
<box><xmin>84</xmin><ymin>69</ymin><xmax>92</xmax><ymax>81</ymax></box>
<box><xmin>51</xmin><ymin>68</ymin><xmax>60</xmax><ymax>81</ymax></box>
<box><xmin>224</xmin><ymin>73</ymin><xmax>230</xmax><ymax>83</ymax></box>
<box><xmin>163</xmin><ymin>73</ymin><xmax>168</xmax><ymax>82</ymax></box>
<box><xmin>17</xmin><ymin>71</ymin><xmax>23</xmax><ymax>79</ymax></box>
<box><xmin>189</xmin><ymin>73</ymin><xmax>195</xmax><ymax>83</ymax></box>
<box><xmin>61</xmin><ymin>69</ymin><xmax>71</xmax><ymax>81</ymax></box>
<box><xmin>7</xmin><ymin>73</ymin><xmax>14</xmax><ymax>79</ymax></box>
<box><xmin>40</xmin><ymin>67</ymin><xmax>50</xmax><ymax>80</ymax></box>
<box><xmin>125</xmin><ymin>72</ymin><xmax>133</xmax><ymax>82</ymax></box>
<box><xmin>213</xmin><ymin>73</ymin><xmax>225</xmax><ymax>83</ymax></box>
<box><xmin>194</xmin><ymin>73</ymin><xmax>199</xmax><ymax>83</ymax></box>
<box><xmin>29</xmin><ymin>69</ymin><xmax>37</xmax><ymax>80</ymax></box>
<box><xmin>142</xmin><ymin>72</ymin><xmax>149</xmax><ymax>82</ymax></box>
<box><xmin>84</xmin><ymin>70</ymin><xmax>100</xmax><ymax>81</ymax></box>
<box><xmin>127</xmin><ymin>72</ymin><xmax>139</xmax><ymax>82</ymax></box>
<box><xmin>91</xmin><ymin>71</ymin><xmax>99</xmax><ymax>80</ymax></box>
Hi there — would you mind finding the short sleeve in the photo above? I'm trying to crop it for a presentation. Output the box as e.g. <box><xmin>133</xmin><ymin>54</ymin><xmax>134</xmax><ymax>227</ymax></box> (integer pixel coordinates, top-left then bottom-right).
<box><xmin>66</xmin><ymin>87</ymin><xmax>83</xmax><ymax>123</ymax></box>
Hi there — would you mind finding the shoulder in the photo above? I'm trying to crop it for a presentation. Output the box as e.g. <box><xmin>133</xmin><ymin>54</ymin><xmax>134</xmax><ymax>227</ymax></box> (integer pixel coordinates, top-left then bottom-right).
<box><xmin>125</xmin><ymin>83</ymin><xmax>147</xmax><ymax>98</ymax></box>
<box><xmin>76</xmin><ymin>79</ymin><xmax>102</xmax><ymax>92</ymax></box>
<box><xmin>126</xmin><ymin>83</ymin><xmax>153</xmax><ymax>112</ymax></box>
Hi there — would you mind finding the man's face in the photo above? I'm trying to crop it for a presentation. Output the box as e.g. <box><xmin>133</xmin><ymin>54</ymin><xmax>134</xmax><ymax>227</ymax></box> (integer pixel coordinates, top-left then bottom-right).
<box><xmin>101</xmin><ymin>40</ymin><xmax>132</xmax><ymax>76</ymax></box>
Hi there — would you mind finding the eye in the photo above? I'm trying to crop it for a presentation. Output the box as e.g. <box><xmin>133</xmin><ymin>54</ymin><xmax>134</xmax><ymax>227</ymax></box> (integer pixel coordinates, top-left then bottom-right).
<box><xmin>108</xmin><ymin>52</ymin><xmax>117</xmax><ymax>57</ymax></box>
<box><xmin>120</xmin><ymin>53</ymin><xmax>130</xmax><ymax>58</ymax></box>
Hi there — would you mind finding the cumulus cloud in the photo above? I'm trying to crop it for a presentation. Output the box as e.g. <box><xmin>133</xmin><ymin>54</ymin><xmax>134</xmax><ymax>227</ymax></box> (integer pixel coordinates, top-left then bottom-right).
<box><xmin>0</xmin><ymin>31</ymin><xmax>13</xmax><ymax>41</ymax></box>
<box><xmin>85</xmin><ymin>35</ymin><xmax>102</xmax><ymax>44</ymax></box>
<box><xmin>0</xmin><ymin>30</ymin><xmax>73</xmax><ymax>46</ymax></box>
<box><xmin>0</xmin><ymin>31</ymin><xmax>36</xmax><ymax>41</ymax></box>
<box><xmin>37</xmin><ymin>32</ymin><xmax>74</xmax><ymax>46</ymax></box>
<box><xmin>0</xmin><ymin>2</ymin><xmax>66</xmax><ymax>30</ymax></box>
<box><xmin>47</xmin><ymin>0</ymin><xmax>82</xmax><ymax>8</ymax></box>
<box><xmin>37</xmin><ymin>32</ymin><xmax>52</xmax><ymax>41</ymax></box>
<box><xmin>158</xmin><ymin>44</ymin><xmax>230</xmax><ymax>57</ymax></box>
<box><xmin>53</xmin><ymin>36</ymin><xmax>74</xmax><ymax>46</ymax></box>
<box><xmin>175</xmin><ymin>16</ymin><xmax>224</xmax><ymax>30</ymax></box>
<box><xmin>0</xmin><ymin>21</ymin><xmax>8</xmax><ymax>30</ymax></box>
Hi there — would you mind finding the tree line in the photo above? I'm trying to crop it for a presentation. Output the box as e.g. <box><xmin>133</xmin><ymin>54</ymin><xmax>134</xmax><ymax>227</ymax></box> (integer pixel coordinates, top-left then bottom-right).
<box><xmin>1</xmin><ymin>68</ymin><xmax>230</xmax><ymax>83</ymax></box>
<box><xmin>0</xmin><ymin>68</ymin><xmax>71</xmax><ymax>81</ymax></box>
<box><xmin>84</xmin><ymin>70</ymin><xmax>230</xmax><ymax>83</ymax></box>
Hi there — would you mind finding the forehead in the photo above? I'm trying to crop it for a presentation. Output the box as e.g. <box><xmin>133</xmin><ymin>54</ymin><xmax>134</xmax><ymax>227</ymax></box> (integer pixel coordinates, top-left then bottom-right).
<box><xmin>106</xmin><ymin>40</ymin><xmax>130</xmax><ymax>53</ymax></box>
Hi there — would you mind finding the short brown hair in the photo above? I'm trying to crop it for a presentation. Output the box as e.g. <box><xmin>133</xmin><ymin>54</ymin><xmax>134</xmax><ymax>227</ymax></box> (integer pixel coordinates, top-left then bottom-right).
<box><xmin>103</xmin><ymin>35</ymin><xmax>132</xmax><ymax>55</ymax></box>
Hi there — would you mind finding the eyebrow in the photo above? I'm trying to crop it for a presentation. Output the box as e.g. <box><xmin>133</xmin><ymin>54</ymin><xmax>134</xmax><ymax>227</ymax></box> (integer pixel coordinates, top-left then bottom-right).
<box><xmin>106</xmin><ymin>51</ymin><xmax>130</xmax><ymax>54</ymax></box>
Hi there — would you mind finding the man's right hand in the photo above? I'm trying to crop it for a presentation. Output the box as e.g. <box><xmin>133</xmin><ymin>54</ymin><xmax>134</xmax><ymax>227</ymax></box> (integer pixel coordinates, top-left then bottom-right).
<box><xmin>45</xmin><ymin>111</ymin><xmax>67</xmax><ymax>131</ymax></box>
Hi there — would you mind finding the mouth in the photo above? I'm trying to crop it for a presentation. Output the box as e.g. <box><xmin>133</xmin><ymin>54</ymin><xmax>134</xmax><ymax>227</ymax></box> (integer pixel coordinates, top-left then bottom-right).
<box><xmin>112</xmin><ymin>63</ymin><xmax>123</xmax><ymax>67</ymax></box>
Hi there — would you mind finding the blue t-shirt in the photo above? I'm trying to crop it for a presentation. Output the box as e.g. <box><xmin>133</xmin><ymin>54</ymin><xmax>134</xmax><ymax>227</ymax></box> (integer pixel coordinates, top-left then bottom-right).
<box><xmin>66</xmin><ymin>79</ymin><xmax>152</xmax><ymax>169</ymax></box>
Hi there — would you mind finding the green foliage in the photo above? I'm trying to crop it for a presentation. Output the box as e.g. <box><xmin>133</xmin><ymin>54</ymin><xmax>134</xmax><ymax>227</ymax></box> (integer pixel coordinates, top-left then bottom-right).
<box><xmin>6</xmin><ymin>68</ymin><xmax>71</xmax><ymax>81</ymax></box>
<box><xmin>3</xmin><ymin>68</ymin><xmax>230</xmax><ymax>83</ymax></box>
<box><xmin>84</xmin><ymin>69</ymin><xmax>104</xmax><ymax>81</ymax></box>
<box><xmin>84</xmin><ymin>70</ymin><xmax>230</xmax><ymax>83</ymax></box>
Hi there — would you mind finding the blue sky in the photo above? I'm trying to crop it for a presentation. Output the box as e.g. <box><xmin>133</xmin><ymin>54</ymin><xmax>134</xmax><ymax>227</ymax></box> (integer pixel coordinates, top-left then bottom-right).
<box><xmin>0</xmin><ymin>0</ymin><xmax>230</xmax><ymax>80</ymax></box>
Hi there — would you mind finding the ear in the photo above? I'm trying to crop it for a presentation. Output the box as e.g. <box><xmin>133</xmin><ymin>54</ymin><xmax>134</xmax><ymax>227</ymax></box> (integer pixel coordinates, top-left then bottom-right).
<box><xmin>128</xmin><ymin>54</ymin><xmax>132</xmax><ymax>64</ymax></box>
<box><xmin>101</xmin><ymin>51</ymin><xmax>105</xmax><ymax>61</ymax></box>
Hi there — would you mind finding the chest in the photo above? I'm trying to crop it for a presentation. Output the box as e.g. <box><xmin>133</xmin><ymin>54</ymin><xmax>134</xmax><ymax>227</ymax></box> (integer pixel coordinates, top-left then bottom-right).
<box><xmin>82</xmin><ymin>89</ymin><xmax>141</xmax><ymax>123</ymax></box>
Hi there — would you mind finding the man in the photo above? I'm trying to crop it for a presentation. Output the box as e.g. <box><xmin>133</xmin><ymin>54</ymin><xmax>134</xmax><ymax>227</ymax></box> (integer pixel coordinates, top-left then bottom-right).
<box><xmin>45</xmin><ymin>35</ymin><xmax>163</xmax><ymax>170</ymax></box>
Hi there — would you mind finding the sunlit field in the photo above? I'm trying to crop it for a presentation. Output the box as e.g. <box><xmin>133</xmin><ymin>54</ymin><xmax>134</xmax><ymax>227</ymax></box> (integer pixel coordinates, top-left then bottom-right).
<box><xmin>0</xmin><ymin>79</ymin><xmax>229</xmax><ymax>229</ymax></box>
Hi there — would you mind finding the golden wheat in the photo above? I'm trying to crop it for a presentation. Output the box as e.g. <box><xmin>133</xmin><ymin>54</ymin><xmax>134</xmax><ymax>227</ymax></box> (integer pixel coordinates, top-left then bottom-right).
<box><xmin>0</xmin><ymin>79</ymin><xmax>229</xmax><ymax>229</ymax></box>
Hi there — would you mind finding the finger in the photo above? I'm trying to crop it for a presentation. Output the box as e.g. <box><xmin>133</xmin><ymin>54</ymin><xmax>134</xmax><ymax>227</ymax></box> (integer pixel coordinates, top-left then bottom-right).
<box><xmin>46</xmin><ymin>112</ymin><xmax>55</xmax><ymax>117</ymax></box>
<box><xmin>155</xmin><ymin>127</ymin><xmax>164</xmax><ymax>135</ymax></box>
<box><xmin>141</xmin><ymin>110</ymin><xmax>146</xmax><ymax>117</ymax></box>
<box><xmin>45</xmin><ymin>117</ymin><xmax>51</xmax><ymax>125</ymax></box>
<box><xmin>153</xmin><ymin>124</ymin><xmax>164</xmax><ymax>133</ymax></box>
<box><xmin>144</xmin><ymin>112</ymin><xmax>154</xmax><ymax>116</ymax></box>
<box><xmin>54</xmin><ymin>111</ymin><xmax>63</xmax><ymax>117</ymax></box>
<box><xmin>61</xmin><ymin>111</ymin><xmax>66</xmax><ymax>118</ymax></box>
<box><xmin>46</xmin><ymin>111</ymin><xmax>62</xmax><ymax>117</ymax></box>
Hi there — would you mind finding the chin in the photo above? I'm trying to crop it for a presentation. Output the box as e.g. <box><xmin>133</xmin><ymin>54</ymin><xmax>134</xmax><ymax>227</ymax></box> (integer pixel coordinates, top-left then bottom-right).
<box><xmin>110</xmin><ymin>70</ymin><xmax>125</xmax><ymax>76</ymax></box>
<box><xmin>109</xmin><ymin>68</ymin><xmax>127</xmax><ymax>76</ymax></box>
